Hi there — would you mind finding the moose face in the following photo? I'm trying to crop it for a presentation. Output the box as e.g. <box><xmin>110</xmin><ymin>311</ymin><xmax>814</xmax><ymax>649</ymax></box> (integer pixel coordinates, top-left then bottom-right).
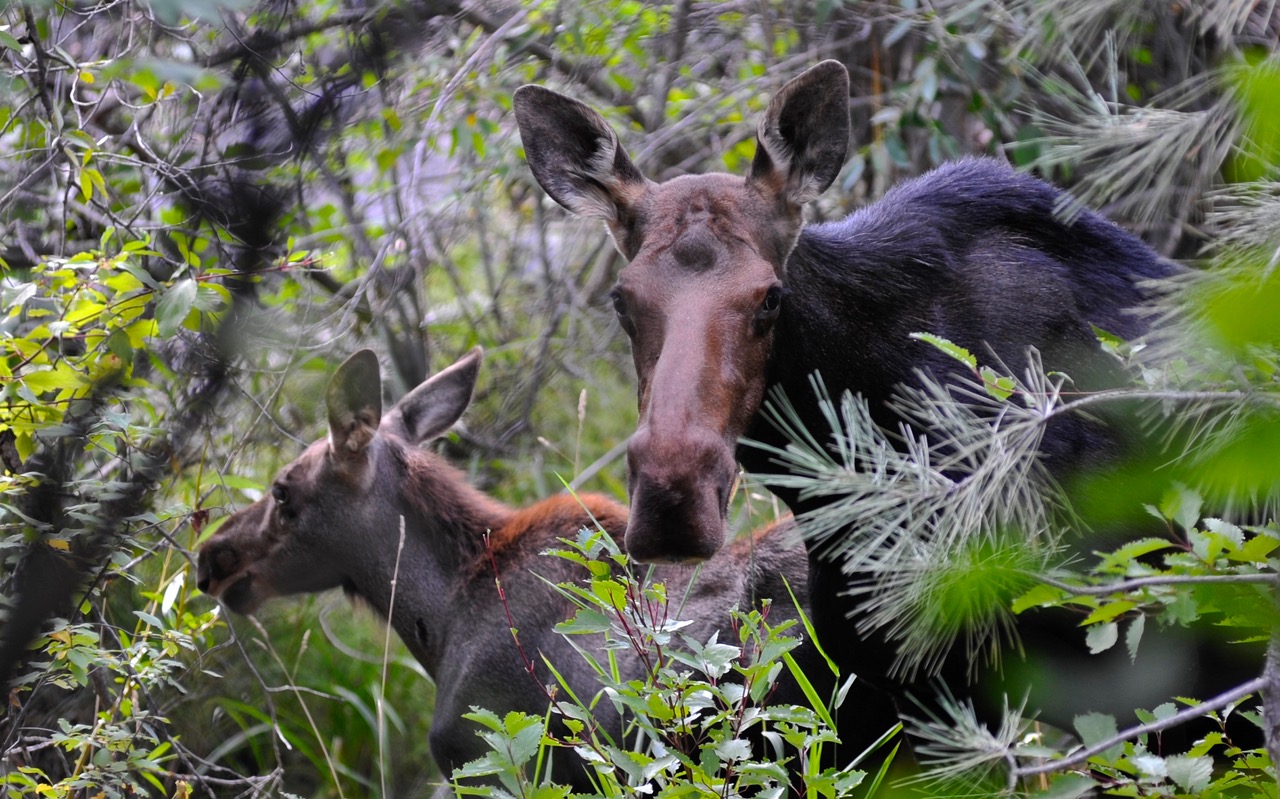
<box><xmin>196</xmin><ymin>438</ymin><xmax>393</xmax><ymax>615</ymax></box>
<box><xmin>197</xmin><ymin>348</ymin><xmax>484</xmax><ymax>614</ymax></box>
<box><xmin>514</xmin><ymin>61</ymin><xmax>850</xmax><ymax>562</ymax></box>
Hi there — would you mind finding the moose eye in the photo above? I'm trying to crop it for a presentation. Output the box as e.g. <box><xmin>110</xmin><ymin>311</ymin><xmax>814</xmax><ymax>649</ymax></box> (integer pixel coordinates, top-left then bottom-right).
<box><xmin>609</xmin><ymin>289</ymin><xmax>637</xmax><ymax>337</ymax></box>
<box><xmin>753</xmin><ymin>284</ymin><xmax>785</xmax><ymax>335</ymax></box>
<box><xmin>271</xmin><ymin>484</ymin><xmax>289</xmax><ymax>507</ymax></box>
<box><xmin>761</xmin><ymin>284</ymin><xmax>784</xmax><ymax>314</ymax></box>
<box><xmin>609</xmin><ymin>289</ymin><xmax>628</xmax><ymax>318</ymax></box>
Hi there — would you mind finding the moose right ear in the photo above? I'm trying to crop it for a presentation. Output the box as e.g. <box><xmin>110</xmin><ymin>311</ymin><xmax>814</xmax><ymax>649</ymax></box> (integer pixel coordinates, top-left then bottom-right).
<box><xmin>384</xmin><ymin>347</ymin><xmax>483</xmax><ymax>445</ymax></box>
<box><xmin>327</xmin><ymin>349</ymin><xmax>384</xmax><ymax>459</ymax></box>
<box><xmin>513</xmin><ymin>85</ymin><xmax>652</xmax><ymax>228</ymax></box>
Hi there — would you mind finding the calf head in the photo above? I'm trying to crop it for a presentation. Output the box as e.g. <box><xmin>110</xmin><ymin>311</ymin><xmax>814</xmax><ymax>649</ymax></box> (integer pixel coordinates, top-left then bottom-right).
<box><xmin>514</xmin><ymin>62</ymin><xmax>849</xmax><ymax>562</ymax></box>
<box><xmin>197</xmin><ymin>348</ymin><xmax>483</xmax><ymax>614</ymax></box>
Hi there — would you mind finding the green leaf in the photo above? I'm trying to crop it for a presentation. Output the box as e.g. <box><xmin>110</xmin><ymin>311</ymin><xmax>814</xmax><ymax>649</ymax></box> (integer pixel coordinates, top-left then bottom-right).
<box><xmin>1158</xmin><ymin>483</ymin><xmax>1202</xmax><ymax>532</ymax></box>
<box><xmin>1085</xmin><ymin>621</ymin><xmax>1118</xmax><ymax>654</ymax></box>
<box><xmin>979</xmin><ymin>365</ymin><xmax>1016</xmax><ymax>401</ymax></box>
<box><xmin>1081</xmin><ymin>600</ymin><xmax>1136</xmax><ymax>625</ymax></box>
<box><xmin>134</xmin><ymin>611</ymin><xmax>163</xmax><ymax>628</ymax></box>
<box><xmin>155</xmin><ymin>279</ymin><xmax>197</xmax><ymax>338</ymax></box>
<box><xmin>1124</xmin><ymin>614</ymin><xmax>1145</xmax><ymax>663</ymax></box>
<box><xmin>713</xmin><ymin>737</ymin><xmax>751</xmax><ymax>763</ymax></box>
<box><xmin>1012</xmin><ymin>582</ymin><xmax>1068</xmax><ymax>613</ymax></box>
<box><xmin>553</xmin><ymin>608</ymin><xmax>611</xmax><ymax>636</ymax></box>
<box><xmin>909</xmin><ymin>332</ymin><xmax>976</xmax><ymax>369</ymax></box>
<box><xmin>1231</xmin><ymin>531</ymin><xmax>1280</xmax><ymax>563</ymax></box>
<box><xmin>1074</xmin><ymin>711</ymin><xmax>1122</xmax><ymax>761</ymax></box>
<box><xmin>1165</xmin><ymin>754</ymin><xmax>1213</xmax><ymax>792</ymax></box>
<box><xmin>1097</xmin><ymin>538</ymin><xmax>1174</xmax><ymax>570</ymax></box>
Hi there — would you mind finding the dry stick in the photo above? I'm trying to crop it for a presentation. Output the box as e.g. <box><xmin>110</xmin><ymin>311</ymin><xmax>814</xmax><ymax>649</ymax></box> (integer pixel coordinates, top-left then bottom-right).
<box><xmin>1010</xmin><ymin>675</ymin><xmax>1267</xmax><ymax>784</ymax></box>
<box><xmin>378</xmin><ymin>517</ymin><xmax>408</xmax><ymax>799</ymax></box>
<box><xmin>1266</xmin><ymin>634</ymin><xmax>1280</xmax><ymax>768</ymax></box>
<box><xmin>568</xmin><ymin>437</ymin><xmax>629</xmax><ymax>494</ymax></box>
<box><xmin>249</xmin><ymin>617</ymin><xmax>349</xmax><ymax>799</ymax></box>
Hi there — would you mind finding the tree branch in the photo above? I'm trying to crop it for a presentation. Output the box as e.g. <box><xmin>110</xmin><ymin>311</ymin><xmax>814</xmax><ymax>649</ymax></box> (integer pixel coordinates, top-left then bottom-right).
<box><xmin>1035</xmin><ymin>571</ymin><xmax>1277</xmax><ymax>597</ymax></box>
<box><xmin>1012</xmin><ymin>675</ymin><xmax>1267</xmax><ymax>781</ymax></box>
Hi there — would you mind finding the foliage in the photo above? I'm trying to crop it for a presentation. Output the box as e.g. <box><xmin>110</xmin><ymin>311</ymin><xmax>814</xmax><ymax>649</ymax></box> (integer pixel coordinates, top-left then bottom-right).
<box><xmin>452</xmin><ymin>527</ymin><xmax>894</xmax><ymax>798</ymax></box>
<box><xmin>1</xmin><ymin>0</ymin><xmax>1278</xmax><ymax>795</ymax></box>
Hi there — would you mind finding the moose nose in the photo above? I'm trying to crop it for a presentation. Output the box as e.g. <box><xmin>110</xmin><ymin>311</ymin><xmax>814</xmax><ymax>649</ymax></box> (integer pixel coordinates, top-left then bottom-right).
<box><xmin>624</xmin><ymin>426</ymin><xmax>734</xmax><ymax>563</ymax></box>
<box><xmin>196</xmin><ymin>542</ymin><xmax>239</xmax><ymax>594</ymax></box>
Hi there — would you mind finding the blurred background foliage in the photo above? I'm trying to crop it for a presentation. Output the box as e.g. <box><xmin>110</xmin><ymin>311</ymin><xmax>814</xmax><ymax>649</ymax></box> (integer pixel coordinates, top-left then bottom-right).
<box><xmin>1</xmin><ymin>0</ymin><xmax>1278</xmax><ymax>796</ymax></box>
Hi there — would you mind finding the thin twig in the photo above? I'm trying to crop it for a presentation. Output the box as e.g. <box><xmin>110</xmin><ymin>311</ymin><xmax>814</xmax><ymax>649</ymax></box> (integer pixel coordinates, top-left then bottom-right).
<box><xmin>1034</xmin><ymin>571</ymin><xmax>1278</xmax><ymax>597</ymax></box>
<box><xmin>377</xmin><ymin>517</ymin><xmax>407</xmax><ymax>799</ymax></box>
<box><xmin>1011</xmin><ymin>676</ymin><xmax>1267</xmax><ymax>781</ymax></box>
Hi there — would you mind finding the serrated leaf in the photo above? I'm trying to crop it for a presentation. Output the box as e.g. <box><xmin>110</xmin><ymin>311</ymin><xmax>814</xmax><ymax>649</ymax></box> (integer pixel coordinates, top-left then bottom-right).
<box><xmin>1074</xmin><ymin>712</ymin><xmax>1122</xmax><ymax>761</ymax></box>
<box><xmin>713</xmin><ymin>737</ymin><xmax>752</xmax><ymax>762</ymax></box>
<box><xmin>1158</xmin><ymin>483</ymin><xmax>1202</xmax><ymax>532</ymax></box>
<box><xmin>1165</xmin><ymin>754</ymin><xmax>1213</xmax><ymax>792</ymax></box>
<box><xmin>1082</xmin><ymin>600</ymin><xmax>1136</xmax><ymax>625</ymax></box>
<box><xmin>1230</xmin><ymin>532</ymin><xmax>1280</xmax><ymax>562</ymax></box>
<box><xmin>554</xmin><ymin>608</ymin><xmax>611</xmax><ymax>635</ymax></box>
<box><xmin>909</xmin><ymin>332</ymin><xmax>977</xmax><ymax>368</ymax></box>
<box><xmin>1012</xmin><ymin>582</ymin><xmax>1068</xmax><ymax>613</ymax></box>
<box><xmin>1098</xmin><ymin>537</ymin><xmax>1174</xmax><ymax>570</ymax></box>
<box><xmin>979</xmin><ymin>365</ymin><xmax>1016</xmax><ymax>401</ymax></box>
<box><xmin>1125</xmin><ymin>614</ymin><xmax>1145</xmax><ymax>663</ymax></box>
<box><xmin>1085</xmin><ymin>621</ymin><xmax>1118</xmax><ymax>654</ymax></box>
<box><xmin>1203</xmin><ymin>517</ymin><xmax>1244</xmax><ymax>546</ymax></box>
<box><xmin>1131</xmin><ymin>753</ymin><xmax>1167</xmax><ymax>777</ymax></box>
<box><xmin>1030</xmin><ymin>774</ymin><xmax>1097</xmax><ymax>799</ymax></box>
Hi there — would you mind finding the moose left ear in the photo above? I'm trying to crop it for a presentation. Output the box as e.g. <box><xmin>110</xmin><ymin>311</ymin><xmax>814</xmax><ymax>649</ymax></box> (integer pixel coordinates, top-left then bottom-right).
<box><xmin>748</xmin><ymin>60</ymin><xmax>850</xmax><ymax>207</ymax></box>
<box><xmin>384</xmin><ymin>347</ymin><xmax>483</xmax><ymax>445</ymax></box>
<box><xmin>327</xmin><ymin>349</ymin><xmax>383</xmax><ymax>459</ymax></box>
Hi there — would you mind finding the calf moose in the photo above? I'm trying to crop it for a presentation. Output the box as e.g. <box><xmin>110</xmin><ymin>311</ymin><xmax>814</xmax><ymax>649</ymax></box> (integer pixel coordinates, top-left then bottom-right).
<box><xmin>512</xmin><ymin>62</ymin><xmax>1262</xmax><ymax>757</ymax></box>
<box><xmin>197</xmin><ymin>349</ymin><xmax>810</xmax><ymax>793</ymax></box>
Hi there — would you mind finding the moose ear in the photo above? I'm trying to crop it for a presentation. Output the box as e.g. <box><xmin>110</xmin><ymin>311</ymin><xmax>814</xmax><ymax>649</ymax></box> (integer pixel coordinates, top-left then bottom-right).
<box><xmin>748</xmin><ymin>60</ymin><xmax>850</xmax><ymax>207</ymax></box>
<box><xmin>513</xmin><ymin>85</ymin><xmax>652</xmax><ymax>225</ymax></box>
<box><xmin>384</xmin><ymin>347</ymin><xmax>483</xmax><ymax>445</ymax></box>
<box><xmin>327</xmin><ymin>350</ymin><xmax>383</xmax><ymax>459</ymax></box>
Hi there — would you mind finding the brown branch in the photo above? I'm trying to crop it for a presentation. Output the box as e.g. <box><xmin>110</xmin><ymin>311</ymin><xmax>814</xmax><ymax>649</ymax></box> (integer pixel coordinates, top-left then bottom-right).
<box><xmin>1011</xmin><ymin>675</ymin><xmax>1267</xmax><ymax>781</ymax></box>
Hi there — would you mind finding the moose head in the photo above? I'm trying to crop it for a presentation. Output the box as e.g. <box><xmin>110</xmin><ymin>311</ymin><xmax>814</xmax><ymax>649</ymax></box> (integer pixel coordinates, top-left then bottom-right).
<box><xmin>196</xmin><ymin>349</ymin><xmax>501</xmax><ymax>665</ymax></box>
<box><xmin>514</xmin><ymin>61</ymin><xmax>851</xmax><ymax>562</ymax></box>
<box><xmin>197</xmin><ymin>347</ymin><xmax>813</xmax><ymax>787</ymax></box>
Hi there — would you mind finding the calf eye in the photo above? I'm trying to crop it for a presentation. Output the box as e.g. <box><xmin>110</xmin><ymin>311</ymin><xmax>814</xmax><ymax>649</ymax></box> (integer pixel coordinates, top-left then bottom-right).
<box><xmin>271</xmin><ymin>484</ymin><xmax>289</xmax><ymax>507</ymax></box>
<box><xmin>609</xmin><ymin>288</ymin><xmax>636</xmax><ymax>336</ymax></box>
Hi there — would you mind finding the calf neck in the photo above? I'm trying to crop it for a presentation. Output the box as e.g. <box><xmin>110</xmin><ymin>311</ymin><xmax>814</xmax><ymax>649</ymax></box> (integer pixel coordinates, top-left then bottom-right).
<box><xmin>197</xmin><ymin>349</ymin><xmax>810</xmax><ymax>791</ymax></box>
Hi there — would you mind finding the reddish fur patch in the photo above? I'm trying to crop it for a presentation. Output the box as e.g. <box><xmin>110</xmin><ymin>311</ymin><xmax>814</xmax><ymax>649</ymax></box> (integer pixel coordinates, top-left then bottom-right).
<box><xmin>489</xmin><ymin>493</ymin><xmax>628</xmax><ymax>555</ymax></box>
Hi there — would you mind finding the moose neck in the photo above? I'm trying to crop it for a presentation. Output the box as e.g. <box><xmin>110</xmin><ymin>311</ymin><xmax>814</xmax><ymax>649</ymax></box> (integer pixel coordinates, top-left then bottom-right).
<box><xmin>739</xmin><ymin>222</ymin><xmax>933</xmax><ymax>505</ymax></box>
<box><xmin>348</xmin><ymin>440</ymin><xmax>513</xmax><ymax>674</ymax></box>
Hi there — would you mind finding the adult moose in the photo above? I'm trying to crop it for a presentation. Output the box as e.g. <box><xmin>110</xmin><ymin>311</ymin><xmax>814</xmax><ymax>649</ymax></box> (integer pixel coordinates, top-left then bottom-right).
<box><xmin>513</xmin><ymin>62</ymin><xmax>1199</xmax><ymax>752</ymax></box>
<box><xmin>198</xmin><ymin>348</ymin><xmax>810</xmax><ymax>793</ymax></box>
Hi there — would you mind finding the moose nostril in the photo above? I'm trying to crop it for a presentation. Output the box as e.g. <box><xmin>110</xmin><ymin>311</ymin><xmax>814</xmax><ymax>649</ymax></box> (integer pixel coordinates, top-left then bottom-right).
<box><xmin>196</xmin><ymin>545</ymin><xmax>241</xmax><ymax>593</ymax></box>
<box><xmin>214</xmin><ymin>547</ymin><xmax>239</xmax><ymax>576</ymax></box>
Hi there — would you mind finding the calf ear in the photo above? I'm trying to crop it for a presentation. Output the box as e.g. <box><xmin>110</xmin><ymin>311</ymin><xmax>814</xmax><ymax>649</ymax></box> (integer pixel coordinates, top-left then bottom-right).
<box><xmin>513</xmin><ymin>85</ymin><xmax>652</xmax><ymax>228</ymax></box>
<box><xmin>327</xmin><ymin>349</ymin><xmax>384</xmax><ymax>458</ymax></box>
<box><xmin>748</xmin><ymin>60</ymin><xmax>850</xmax><ymax>207</ymax></box>
<box><xmin>385</xmin><ymin>347</ymin><xmax>483</xmax><ymax>445</ymax></box>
